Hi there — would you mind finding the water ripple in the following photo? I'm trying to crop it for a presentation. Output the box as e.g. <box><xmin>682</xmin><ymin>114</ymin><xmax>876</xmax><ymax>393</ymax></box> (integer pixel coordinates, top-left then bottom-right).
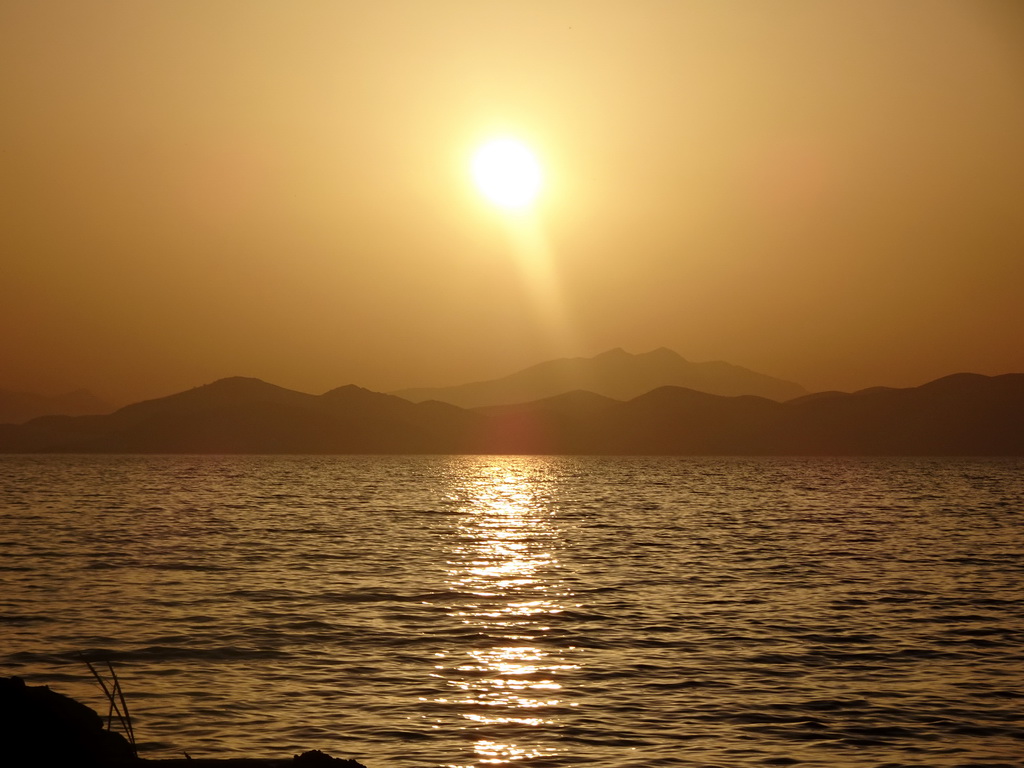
<box><xmin>1</xmin><ymin>454</ymin><xmax>1022</xmax><ymax>767</ymax></box>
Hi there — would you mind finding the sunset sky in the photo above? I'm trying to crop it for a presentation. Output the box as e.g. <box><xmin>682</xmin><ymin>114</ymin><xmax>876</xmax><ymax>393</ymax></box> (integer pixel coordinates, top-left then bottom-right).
<box><xmin>2</xmin><ymin>1</ymin><xmax>1022</xmax><ymax>405</ymax></box>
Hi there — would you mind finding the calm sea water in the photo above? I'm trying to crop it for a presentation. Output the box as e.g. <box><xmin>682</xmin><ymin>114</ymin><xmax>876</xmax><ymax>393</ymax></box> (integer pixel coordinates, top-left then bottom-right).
<box><xmin>1</xmin><ymin>455</ymin><xmax>1022</xmax><ymax>768</ymax></box>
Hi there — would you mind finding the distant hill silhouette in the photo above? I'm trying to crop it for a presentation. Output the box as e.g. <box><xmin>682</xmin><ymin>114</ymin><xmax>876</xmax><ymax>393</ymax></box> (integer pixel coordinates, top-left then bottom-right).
<box><xmin>391</xmin><ymin>347</ymin><xmax>808</xmax><ymax>407</ymax></box>
<box><xmin>0</xmin><ymin>377</ymin><xmax>475</xmax><ymax>454</ymax></box>
<box><xmin>0</xmin><ymin>387</ymin><xmax>111</xmax><ymax>424</ymax></box>
<box><xmin>1</xmin><ymin>372</ymin><xmax>1021</xmax><ymax>455</ymax></box>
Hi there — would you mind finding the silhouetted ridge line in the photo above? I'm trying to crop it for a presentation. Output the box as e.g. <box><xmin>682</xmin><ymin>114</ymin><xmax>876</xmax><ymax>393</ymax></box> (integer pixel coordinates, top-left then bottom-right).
<box><xmin>0</xmin><ymin>372</ymin><xmax>1021</xmax><ymax>455</ymax></box>
<box><xmin>390</xmin><ymin>347</ymin><xmax>808</xmax><ymax>407</ymax></box>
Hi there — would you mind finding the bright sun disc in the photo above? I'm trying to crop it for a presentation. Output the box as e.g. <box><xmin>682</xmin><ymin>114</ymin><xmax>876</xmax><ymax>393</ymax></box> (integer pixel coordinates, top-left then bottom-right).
<box><xmin>472</xmin><ymin>138</ymin><xmax>542</xmax><ymax>209</ymax></box>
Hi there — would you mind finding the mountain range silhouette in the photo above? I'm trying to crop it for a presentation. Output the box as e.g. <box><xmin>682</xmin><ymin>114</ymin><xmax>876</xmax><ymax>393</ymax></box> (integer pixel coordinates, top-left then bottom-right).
<box><xmin>392</xmin><ymin>347</ymin><xmax>807</xmax><ymax>406</ymax></box>
<box><xmin>1</xmin><ymin>368</ymin><xmax>1021</xmax><ymax>455</ymax></box>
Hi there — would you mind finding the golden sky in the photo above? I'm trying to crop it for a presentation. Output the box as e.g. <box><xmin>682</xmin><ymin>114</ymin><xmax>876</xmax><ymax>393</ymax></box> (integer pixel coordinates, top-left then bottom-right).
<box><xmin>2</xmin><ymin>0</ymin><xmax>1022</xmax><ymax>403</ymax></box>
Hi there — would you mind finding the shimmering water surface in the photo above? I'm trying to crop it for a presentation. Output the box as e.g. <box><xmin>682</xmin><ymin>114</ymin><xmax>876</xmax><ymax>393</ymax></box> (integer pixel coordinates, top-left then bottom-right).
<box><xmin>1</xmin><ymin>455</ymin><xmax>1022</xmax><ymax>767</ymax></box>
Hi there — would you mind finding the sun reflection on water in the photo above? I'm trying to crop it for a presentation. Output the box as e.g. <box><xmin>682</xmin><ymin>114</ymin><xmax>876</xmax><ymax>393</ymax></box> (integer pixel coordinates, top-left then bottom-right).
<box><xmin>434</xmin><ymin>459</ymin><xmax>580</xmax><ymax>766</ymax></box>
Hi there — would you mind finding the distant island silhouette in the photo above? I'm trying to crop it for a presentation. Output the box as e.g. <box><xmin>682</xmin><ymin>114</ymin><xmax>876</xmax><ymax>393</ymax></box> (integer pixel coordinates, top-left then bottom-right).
<box><xmin>391</xmin><ymin>347</ymin><xmax>808</xmax><ymax>407</ymax></box>
<box><xmin>1</xmin><ymin>370</ymin><xmax>1021</xmax><ymax>455</ymax></box>
<box><xmin>0</xmin><ymin>387</ymin><xmax>110</xmax><ymax>425</ymax></box>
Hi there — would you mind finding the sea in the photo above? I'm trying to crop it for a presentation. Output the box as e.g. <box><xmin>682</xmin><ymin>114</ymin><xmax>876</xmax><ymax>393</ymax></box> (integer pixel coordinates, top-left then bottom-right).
<box><xmin>1</xmin><ymin>455</ymin><xmax>1022</xmax><ymax>768</ymax></box>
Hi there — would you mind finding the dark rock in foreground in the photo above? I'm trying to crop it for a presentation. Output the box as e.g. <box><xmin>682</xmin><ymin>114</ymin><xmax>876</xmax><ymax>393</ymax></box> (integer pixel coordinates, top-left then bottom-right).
<box><xmin>0</xmin><ymin>677</ymin><xmax>367</xmax><ymax>768</ymax></box>
<box><xmin>0</xmin><ymin>676</ymin><xmax>135</xmax><ymax>766</ymax></box>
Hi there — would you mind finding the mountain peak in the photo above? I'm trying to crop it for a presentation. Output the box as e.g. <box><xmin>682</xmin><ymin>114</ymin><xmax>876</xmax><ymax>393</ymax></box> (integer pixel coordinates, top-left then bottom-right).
<box><xmin>201</xmin><ymin>376</ymin><xmax>274</xmax><ymax>391</ymax></box>
<box><xmin>114</xmin><ymin>376</ymin><xmax>313</xmax><ymax>419</ymax></box>
<box><xmin>187</xmin><ymin>376</ymin><xmax>303</xmax><ymax>400</ymax></box>
<box><xmin>644</xmin><ymin>346</ymin><xmax>685</xmax><ymax>361</ymax></box>
<box><xmin>321</xmin><ymin>384</ymin><xmax>373</xmax><ymax>397</ymax></box>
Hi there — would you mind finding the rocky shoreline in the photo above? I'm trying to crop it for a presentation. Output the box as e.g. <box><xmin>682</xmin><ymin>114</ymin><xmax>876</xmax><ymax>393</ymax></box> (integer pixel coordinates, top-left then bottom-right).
<box><xmin>0</xmin><ymin>677</ymin><xmax>368</xmax><ymax>768</ymax></box>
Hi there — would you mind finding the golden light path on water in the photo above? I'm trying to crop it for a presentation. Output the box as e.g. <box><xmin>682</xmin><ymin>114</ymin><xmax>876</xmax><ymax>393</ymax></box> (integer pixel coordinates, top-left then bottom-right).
<box><xmin>434</xmin><ymin>461</ymin><xmax>580</xmax><ymax>766</ymax></box>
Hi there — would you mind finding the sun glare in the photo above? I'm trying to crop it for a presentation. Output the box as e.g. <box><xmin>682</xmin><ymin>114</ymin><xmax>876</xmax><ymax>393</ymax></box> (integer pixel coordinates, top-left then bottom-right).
<box><xmin>471</xmin><ymin>138</ymin><xmax>542</xmax><ymax>210</ymax></box>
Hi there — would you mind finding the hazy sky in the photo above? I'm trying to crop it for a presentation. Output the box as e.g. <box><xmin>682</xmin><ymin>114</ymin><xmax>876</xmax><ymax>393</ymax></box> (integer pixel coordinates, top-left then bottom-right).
<box><xmin>3</xmin><ymin>1</ymin><xmax>1022</xmax><ymax>404</ymax></box>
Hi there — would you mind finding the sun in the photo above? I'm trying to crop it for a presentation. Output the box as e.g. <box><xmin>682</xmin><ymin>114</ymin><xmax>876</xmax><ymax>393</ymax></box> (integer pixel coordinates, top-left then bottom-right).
<box><xmin>471</xmin><ymin>137</ymin><xmax>542</xmax><ymax>210</ymax></box>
